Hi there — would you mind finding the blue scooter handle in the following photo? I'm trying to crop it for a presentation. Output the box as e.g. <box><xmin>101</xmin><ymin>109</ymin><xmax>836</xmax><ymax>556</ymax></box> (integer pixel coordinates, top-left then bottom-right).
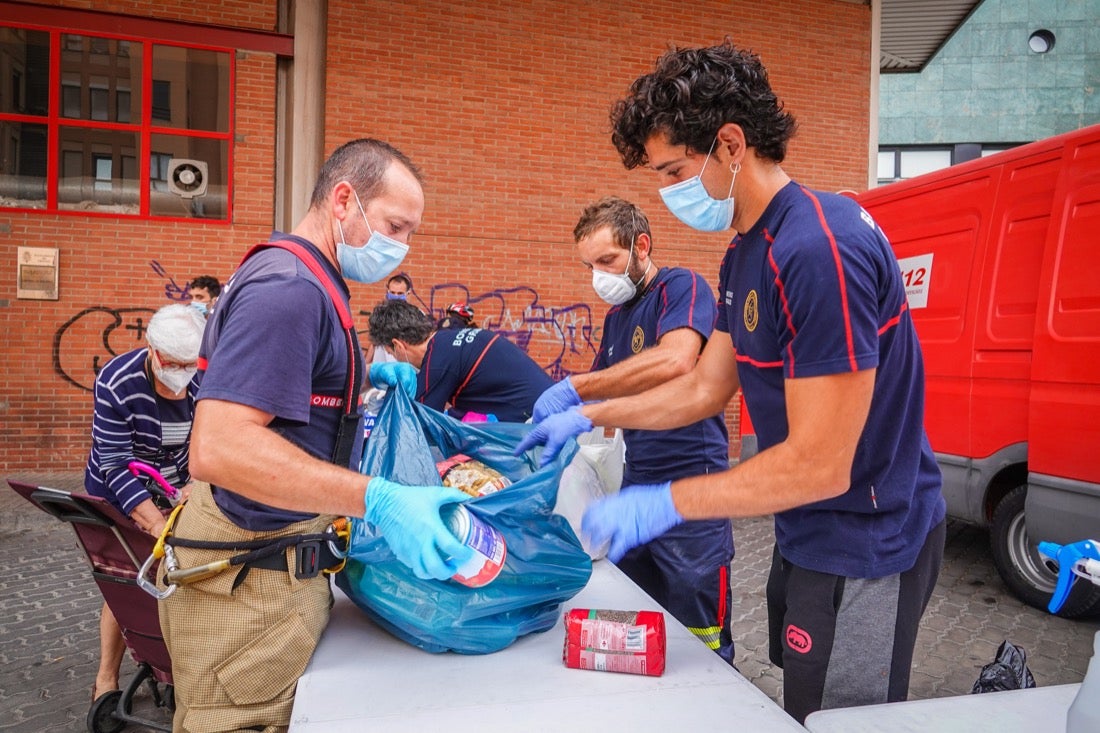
<box><xmin>1038</xmin><ymin>539</ymin><xmax>1100</xmax><ymax>614</ymax></box>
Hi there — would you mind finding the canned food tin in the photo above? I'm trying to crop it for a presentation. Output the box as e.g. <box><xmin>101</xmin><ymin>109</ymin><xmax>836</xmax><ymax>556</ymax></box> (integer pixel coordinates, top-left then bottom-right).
<box><xmin>442</xmin><ymin>504</ymin><xmax>506</xmax><ymax>587</ymax></box>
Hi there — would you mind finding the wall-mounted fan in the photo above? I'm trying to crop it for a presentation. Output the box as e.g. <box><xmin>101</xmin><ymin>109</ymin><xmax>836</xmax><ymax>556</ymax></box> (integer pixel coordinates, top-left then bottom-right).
<box><xmin>167</xmin><ymin>159</ymin><xmax>209</xmax><ymax>199</ymax></box>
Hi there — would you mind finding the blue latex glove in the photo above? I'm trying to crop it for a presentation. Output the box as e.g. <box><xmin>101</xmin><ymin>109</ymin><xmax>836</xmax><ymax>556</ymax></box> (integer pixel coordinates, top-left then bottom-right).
<box><xmin>369</xmin><ymin>362</ymin><xmax>418</xmax><ymax>398</ymax></box>
<box><xmin>363</xmin><ymin>477</ymin><xmax>474</xmax><ymax>580</ymax></box>
<box><xmin>532</xmin><ymin>377</ymin><xmax>582</xmax><ymax>422</ymax></box>
<box><xmin>581</xmin><ymin>482</ymin><xmax>684</xmax><ymax>562</ymax></box>
<box><xmin>513</xmin><ymin>407</ymin><xmax>592</xmax><ymax>467</ymax></box>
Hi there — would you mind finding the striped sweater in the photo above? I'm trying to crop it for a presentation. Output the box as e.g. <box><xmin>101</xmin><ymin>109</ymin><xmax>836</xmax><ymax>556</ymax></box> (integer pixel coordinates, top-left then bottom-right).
<box><xmin>83</xmin><ymin>348</ymin><xmax>197</xmax><ymax>515</ymax></box>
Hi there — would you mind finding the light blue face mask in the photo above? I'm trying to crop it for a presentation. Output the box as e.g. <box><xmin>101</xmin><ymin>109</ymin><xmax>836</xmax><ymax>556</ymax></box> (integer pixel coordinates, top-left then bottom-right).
<box><xmin>658</xmin><ymin>139</ymin><xmax>740</xmax><ymax>232</ymax></box>
<box><xmin>189</xmin><ymin>301</ymin><xmax>208</xmax><ymax>316</ymax></box>
<box><xmin>336</xmin><ymin>191</ymin><xmax>410</xmax><ymax>283</ymax></box>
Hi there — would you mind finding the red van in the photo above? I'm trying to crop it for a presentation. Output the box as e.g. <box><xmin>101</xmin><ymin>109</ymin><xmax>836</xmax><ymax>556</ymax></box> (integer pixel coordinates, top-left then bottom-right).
<box><xmin>743</xmin><ymin>125</ymin><xmax>1100</xmax><ymax>617</ymax></box>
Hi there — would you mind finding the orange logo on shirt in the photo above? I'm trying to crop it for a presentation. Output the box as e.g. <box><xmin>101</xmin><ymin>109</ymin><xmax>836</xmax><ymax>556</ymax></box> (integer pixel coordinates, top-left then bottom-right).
<box><xmin>631</xmin><ymin>325</ymin><xmax>645</xmax><ymax>353</ymax></box>
<box><xmin>744</xmin><ymin>289</ymin><xmax>759</xmax><ymax>332</ymax></box>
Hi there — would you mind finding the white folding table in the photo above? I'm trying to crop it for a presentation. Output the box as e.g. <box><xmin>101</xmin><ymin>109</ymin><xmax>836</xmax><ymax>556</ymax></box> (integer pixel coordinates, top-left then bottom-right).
<box><xmin>290</xmin><ymin>560</ymin><xmax>806</xmax><ymax>732</ymax></box>
<box><xmin>804</xmin><ymin>683</ymin><xmax>1081</xmax><ymax>733</ymax></box>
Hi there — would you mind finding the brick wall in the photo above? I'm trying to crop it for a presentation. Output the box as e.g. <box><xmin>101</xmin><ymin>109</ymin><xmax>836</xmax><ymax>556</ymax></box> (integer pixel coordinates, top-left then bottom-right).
<box><xmin>0</xmin><ymin>0</ymin><xmax>871</xmax><ymax>473</ymax></box>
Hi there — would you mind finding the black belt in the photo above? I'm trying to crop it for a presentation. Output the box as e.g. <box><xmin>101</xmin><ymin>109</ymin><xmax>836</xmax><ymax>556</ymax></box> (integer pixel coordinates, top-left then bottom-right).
<box><xmin>247</xmin><ymin>539</ymin><xmax>343</xmax><ymax>576</ymax></box>
<box><xmin>163</xmin><ymin>518</ymin><xmax>350</xmax><ymax>593</ymax></box>
<box><xmin>236</xmin><ymin>538</ymin><xmax>344</xmax><ymax>589</ymax></box>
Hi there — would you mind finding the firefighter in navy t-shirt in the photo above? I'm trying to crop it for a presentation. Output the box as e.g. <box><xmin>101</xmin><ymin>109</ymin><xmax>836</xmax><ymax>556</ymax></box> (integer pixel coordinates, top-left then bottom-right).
<box><xmin>368</xmin><ymin>299</ymin><xmax>552</xmax><ymax>422</ymax></box>
<box><xmin>518</xmin><ymin>43</ymin><xmax>946</xmax><ymax>724</ymax></box>
<box><xmin>534</xmin><ymin>196</ymin><xmax>735</xmax><ymax>663</ymax></box>
<box><xmin>160</xmin><ymin>139</ymin><xmax>474</xmax><ymax>731</ymax></box>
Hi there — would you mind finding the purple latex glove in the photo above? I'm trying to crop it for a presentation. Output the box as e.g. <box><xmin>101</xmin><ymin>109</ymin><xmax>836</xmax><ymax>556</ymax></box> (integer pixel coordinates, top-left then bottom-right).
<box><xmin>581</xmin><ymin>482</ymin><xmax>683</xmax><ymax>562</ymax></box>
<box><xmin>532</xmin><ymin>377</ymin><xmax>581</xmax><ymax>422</ymax></box>
<box><xmin>513</xmin><ymin>406</ymin><xmax>592</xmax><ymax>467</ymax></box>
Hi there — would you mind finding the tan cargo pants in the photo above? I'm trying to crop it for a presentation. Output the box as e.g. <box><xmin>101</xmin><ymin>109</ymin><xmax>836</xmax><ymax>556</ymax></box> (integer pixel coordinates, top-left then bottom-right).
<box><xmin>158</xmin><ymin>483</ymin><xmax>334</xmax><ymax>733</ymax></box>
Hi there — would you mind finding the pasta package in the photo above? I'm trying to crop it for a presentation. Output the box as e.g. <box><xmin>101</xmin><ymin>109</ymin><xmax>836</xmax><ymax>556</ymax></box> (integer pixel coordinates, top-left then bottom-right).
<box><xmin>562</xmin><ymin>608</ymin><xmax>666</xmax><ymax>677</ymax></box>
<box><xmin>436</xmin><ymin>454</ymin><xmax>512</xmax><ymax>497</ymax></box>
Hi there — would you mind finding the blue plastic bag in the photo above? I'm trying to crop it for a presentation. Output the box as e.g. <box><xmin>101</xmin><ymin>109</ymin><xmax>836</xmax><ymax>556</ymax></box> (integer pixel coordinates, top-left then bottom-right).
<box><xmin>335</xmin><ymin>388</ymin><xmax>593</xmax><ymax>654</ymax></box>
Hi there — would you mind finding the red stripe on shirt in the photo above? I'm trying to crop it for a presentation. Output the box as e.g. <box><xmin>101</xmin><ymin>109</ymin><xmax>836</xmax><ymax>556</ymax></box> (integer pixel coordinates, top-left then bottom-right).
<box><xmin>766</xmin><ymin>249</ymin><xmax>798</xmax><ymax>376</ymax></box>
<box><xmin>879</xmin><ymin>300</ymin><xmax>909</xmax><ymax>335</ymax></box>
<box><xmin>801</xmin><ymin>186</ymin><xmax>858</xmax><ymax>372</ymax></box>
<box><xmin>735</xmin><ymin>353</ymin><xmax>784</xmax><ymax>368</ymax></box>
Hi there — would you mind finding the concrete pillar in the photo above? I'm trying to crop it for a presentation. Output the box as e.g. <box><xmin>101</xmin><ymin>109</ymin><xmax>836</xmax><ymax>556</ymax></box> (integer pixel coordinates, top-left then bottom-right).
<box><xmin>276</xmin><ymin>0</ymin><xmax>326</xmax><ymax>231</ymax></box>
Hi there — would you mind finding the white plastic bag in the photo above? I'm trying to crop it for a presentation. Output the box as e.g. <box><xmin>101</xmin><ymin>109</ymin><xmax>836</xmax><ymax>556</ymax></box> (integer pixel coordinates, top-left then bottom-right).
<box><xmin>553</xmin><ymin>426</ymin><xmax>625</xmax><ymax>560</ymax></box>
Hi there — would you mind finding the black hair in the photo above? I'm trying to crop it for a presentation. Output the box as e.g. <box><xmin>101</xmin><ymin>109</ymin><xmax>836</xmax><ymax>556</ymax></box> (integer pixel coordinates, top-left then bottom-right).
<box><xmin>610</xmin><ymin>40</ymin><xmax>797</xmax><ymax>168</ymax></box>
<box><xmin>189</xmin><ymin>275</ymin><xmax>221</xmax><ymax>297</ymax></box>
<box><xmin>368</xmin><ymin>299</ymin><xmax>435</xmax><ymax>347</ymax></box>
<box><xmin>387</xmin><ymin>273</ymin><xmax>412</xmax><ymax>291</ymax></box>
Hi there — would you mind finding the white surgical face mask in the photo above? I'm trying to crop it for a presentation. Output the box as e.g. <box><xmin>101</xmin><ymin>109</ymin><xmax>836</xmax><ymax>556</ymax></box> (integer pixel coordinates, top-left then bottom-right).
<box><xmin>658</xmin><ymin>138</ymin><xmax>739</xmax><ymax>232</ymax></box>
<box><xmin>150</xmin><ymin>350</ymin><xmax>196</xmax><ymax>394</ymax></box>
<box><xmin>336</xmin><ymin>191</ymin><xmax>410</xmax><ymax>283</ymax></box>
<box><xmin>591</xmin><ymin>238</ymin><xmax>651</xmax><ymax>306</ymax></box>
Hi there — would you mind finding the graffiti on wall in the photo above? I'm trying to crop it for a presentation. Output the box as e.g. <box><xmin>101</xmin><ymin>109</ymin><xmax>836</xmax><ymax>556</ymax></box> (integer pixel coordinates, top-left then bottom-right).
<box><xmin>54</xmin><ymin>263</ymin><xmax>601</xmax><ymax>391</ymax></box>
<box><xmin>151</xmin><ymin>260</ymin><xmax>192</xmax><ymax>302</ymax></box>
<box><xmin>52</xmin><ymin>261</ymin><xmax>188</xmax><ymax>389</ymax></box>
<box><xmin>54</xmin><ymin>307</ymin><xmax>157</xmax><ymax>391</ymax></box>
<box><xmin>364</xmin><ymin>281</ymin><xmax>600</xmax><ymax>380</ymax></box>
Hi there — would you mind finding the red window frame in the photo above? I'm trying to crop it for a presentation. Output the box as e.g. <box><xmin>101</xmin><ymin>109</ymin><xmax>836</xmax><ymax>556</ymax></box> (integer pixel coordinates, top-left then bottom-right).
<box><xmin>0</xmin><ymin>22</ymin><xmax>235</xmax><ymax>222</ymax></box>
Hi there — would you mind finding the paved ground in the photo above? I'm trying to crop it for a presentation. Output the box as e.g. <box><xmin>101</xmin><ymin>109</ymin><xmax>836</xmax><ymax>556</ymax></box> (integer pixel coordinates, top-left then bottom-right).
<box><xmin>2</xmin><ymin>472</ymin><xmax>1098</xmax><ymax>732</ymax></box>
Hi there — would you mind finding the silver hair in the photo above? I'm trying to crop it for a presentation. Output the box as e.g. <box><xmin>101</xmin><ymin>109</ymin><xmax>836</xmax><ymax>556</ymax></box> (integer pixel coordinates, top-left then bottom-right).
<box><xmin>146</xmin><ymin>303</ymin><xmax>206</xmax><ymax>361</ymax></box>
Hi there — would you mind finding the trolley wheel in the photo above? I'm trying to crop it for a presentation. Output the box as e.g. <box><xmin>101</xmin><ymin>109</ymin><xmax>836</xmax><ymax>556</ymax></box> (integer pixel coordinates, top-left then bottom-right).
<box><xmin>87</xmin><ymin>689</ymin><xmax>124</xmax><ymax>733</ymax></box>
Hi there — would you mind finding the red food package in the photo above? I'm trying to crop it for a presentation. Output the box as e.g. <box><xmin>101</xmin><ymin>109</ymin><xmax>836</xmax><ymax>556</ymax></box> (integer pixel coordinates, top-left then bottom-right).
<box><xmin>562</xmin><ymin>608</ymin><xmax>666</xmax><ymax>677</ymax></box>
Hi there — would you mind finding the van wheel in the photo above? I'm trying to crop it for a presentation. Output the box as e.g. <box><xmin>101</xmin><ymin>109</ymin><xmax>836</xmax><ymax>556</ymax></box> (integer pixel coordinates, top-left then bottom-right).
<box><xmin>990</xmin><ymin>485</ymin><xmax>1100</xmax><ymax>618</ymax></box>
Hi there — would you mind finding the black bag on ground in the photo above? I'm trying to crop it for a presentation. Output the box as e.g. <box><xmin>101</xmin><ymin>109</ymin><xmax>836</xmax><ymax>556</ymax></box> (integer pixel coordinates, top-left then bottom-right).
<box><xmin>971</xmin><ymin>640</ymin><xmax>1037</xmax><ymax>693</ymax></box>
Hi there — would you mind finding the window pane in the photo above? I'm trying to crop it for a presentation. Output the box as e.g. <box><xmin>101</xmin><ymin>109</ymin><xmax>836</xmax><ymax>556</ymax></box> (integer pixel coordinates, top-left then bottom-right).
<box><xmin>0</xmin><ymin>27</ymin><xmax>49</xmax><ymax>116</ymax></box>
<box><xmin>117</xmin><ymin>89</ymin><xmax>131</xmax><ymax>123</ymax></box>
<box><xmin>152</xmin><ymin>79</ymin><xmax>171</xmax><ymax>121</ymax></box>
<box><xmin>877</xmin><ymin>151</ymin><xmax>896</xmax><ymax>180</ymax></box>
<box><xmin>149</xmin><ymin>133</ymin><xmax>227</xmax><ymax>219</ymax></box>
<box><xmin>58</xmin><ymin>34</ymin><xmax>143</xmax><ymax>123</ymax></box>
<box><xmin>93</xmin><ymin>155</ymin><xmax>112</xmax><ymax>191</ymax></box>
<box><xmin>0</xmin><ymin>121</ymin><xmax>47</xmax><ymax>208</ymax></box>
<box><xmin>62</xmin><ymin>80</ymin><xmax>81</xmax><ymax>118</ymax></box>
<box><xmin>151</xmin><ymin>45</ymin><xmax>230</xmax><ymax>132</ymax></box>
<box><xmin>90</xmin><ymin>77</ymin><xmax>109</xmax><ymax>121</ymax></box>
<box><xmin>899</xmin><ymin>149</ymin><xmax>952</xmax><ymax>179</ymax></box>
<box><xmin>57</xmin><ymin>127</ymin><xmax>139</xmax><ymax>213</ymax></box>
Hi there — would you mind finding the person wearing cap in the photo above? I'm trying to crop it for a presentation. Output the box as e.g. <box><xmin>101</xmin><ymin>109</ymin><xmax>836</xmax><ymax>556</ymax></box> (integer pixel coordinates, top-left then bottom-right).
<box><xmin>518</xmin><ymin>42</ymin><xmax>945</xmax><ymax>723</ymax></box>
<box><xmin>369</xmin><ymin>299</ymin><xmax>552</xmax><ymax>422</ymax></box>
<box><xmin>83</xmin><ymin>302</ymin><xmax>206</xmax><ymax>702</ymax></box>
<box><xmin>164</xmin><ymin>139</ymin><xmax>474</xmax><ymax>731</ymax></box>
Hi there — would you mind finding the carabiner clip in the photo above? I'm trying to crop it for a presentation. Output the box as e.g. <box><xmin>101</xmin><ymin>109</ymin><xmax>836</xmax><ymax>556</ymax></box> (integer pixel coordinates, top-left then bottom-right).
<box><xmin>138</xmin><ymin>544</ymin><xmax>178</xmax><ymax>600</ymax></box>
<box><xmin>323</xmin><ymin>517</ymin><xmax>351</xmax><ymax>575</ymax></box>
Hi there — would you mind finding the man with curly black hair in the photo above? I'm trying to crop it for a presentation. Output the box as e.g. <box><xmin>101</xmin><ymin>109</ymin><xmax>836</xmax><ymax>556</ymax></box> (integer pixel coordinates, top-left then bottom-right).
<box><xmin>519</xmin><ymin>41</ymin><xmax>945</xmax><ymax>723</ymax></box>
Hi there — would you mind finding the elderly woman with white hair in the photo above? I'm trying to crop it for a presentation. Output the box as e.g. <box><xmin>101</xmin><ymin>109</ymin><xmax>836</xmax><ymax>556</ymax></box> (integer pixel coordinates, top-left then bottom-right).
<box><xmin>83</xmin><ymin>302</ymin><xmax>206</xmax><ymax>702</ymax></box>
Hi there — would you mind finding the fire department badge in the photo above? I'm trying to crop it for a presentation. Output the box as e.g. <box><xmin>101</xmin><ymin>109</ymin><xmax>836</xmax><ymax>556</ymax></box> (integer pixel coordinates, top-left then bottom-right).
<box><xmin>744</xmin><ymin>289</ymin><xmax>758</xmax><ymax>332</ymax></box>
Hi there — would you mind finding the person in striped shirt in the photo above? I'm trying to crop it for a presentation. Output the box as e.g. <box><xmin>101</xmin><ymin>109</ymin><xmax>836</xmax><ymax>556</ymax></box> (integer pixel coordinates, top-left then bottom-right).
<box><xmin>83</xmin><ymin>302</ymin><xmax>205</xmax><ymax>701</ymax></box>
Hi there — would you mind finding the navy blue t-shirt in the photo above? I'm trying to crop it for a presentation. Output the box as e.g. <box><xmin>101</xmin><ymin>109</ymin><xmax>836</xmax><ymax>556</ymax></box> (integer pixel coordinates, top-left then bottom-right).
<box><xmin>197</xmin><ymin>233</ymin><xmax>365</xmax><ymax>531</ymax></box>
<box><xmin>716</xmin><ymin>181</ymin><xmax>944</xmax><ymax>578</ymax></box>
<box><xmin>418</xmin><ymin>327</ymin><xmax>553</xmax><ymax>422</ymax></box>
<box><xmin>594</xmin><ymin>267</ymin><xmax>730</xmax><ymax>484</ymax></box>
